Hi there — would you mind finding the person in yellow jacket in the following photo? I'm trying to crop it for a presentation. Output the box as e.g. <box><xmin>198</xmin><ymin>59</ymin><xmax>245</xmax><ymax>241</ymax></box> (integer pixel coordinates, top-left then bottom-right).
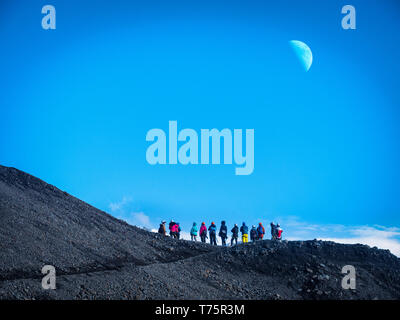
<box><xmin>240</xmin><ymin>222</ymin><xmax>249</xmax><ymax>243</ymax></box>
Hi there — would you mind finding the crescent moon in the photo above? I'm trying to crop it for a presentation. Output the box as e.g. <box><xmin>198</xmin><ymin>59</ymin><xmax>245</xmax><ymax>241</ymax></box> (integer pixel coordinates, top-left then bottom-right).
<box><xmin>289</xmin><ymin>40</ymin><xmax>313</xmax><ymax>72</ymax></box>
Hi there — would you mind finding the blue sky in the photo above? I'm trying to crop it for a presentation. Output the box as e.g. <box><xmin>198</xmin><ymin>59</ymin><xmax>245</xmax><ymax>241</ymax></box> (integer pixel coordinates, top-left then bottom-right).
<box><xmin>1</xmin><ymin>1</ymin><xmax>400</xmax><ymax>253</ymax></box>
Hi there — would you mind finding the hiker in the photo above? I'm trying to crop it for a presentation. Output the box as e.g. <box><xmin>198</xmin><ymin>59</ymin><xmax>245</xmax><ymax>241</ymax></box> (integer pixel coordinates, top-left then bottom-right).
<box><xmin>250</xmin><ymin>225</ymin><xmax>257</xmax><ymax>242</ymax></box>
<box><xmin>240</xmin><ymin>222</ymin><xmax>249</xmax><ymax>243</ymax></box>
<box><xmin>176</xmin><ymin>222</ymin><xmax>181</xmax><ymax>239</ymax></box>
<box><xmin>276</xmin><ymin>224</ymin><xmax>283</xmax><ymax>240</ymax></box>
<box><xmin>200</xmin><ymin>222</ymin><xmax>208</xmax><ymax>243</ymax></box>
<box><xmin>170</xmin><ymin>222</ymin><xmax>179</xmax><ymax>239</ymax></box>
<box><xmin>270</xmin><ymin>222</ymin><xmax>277</xmax><ymax>240</ymax></box>
<box><xmin>208</xmin><ymin>222</ymin><xmax>217</xmax><ymax>245</ymax></box>
<box><xmin>158</xmin><ymin>221</ymin><xmax>166</xmax><ymax>235</ymax></box>
<box><xmin>231</xmin><ymin>224</ymin><xmax>239</xmax><ymax>246</ymax></box>
<box><xmin>169</xmin><ymin>220</ymin><xmax>176</xmax><ymax>238</ymax></box>
<box><xmin>219</xmin><ymin>221</ymin><xmax>228</xmax><ymax>246</ymax></box>
<box><xmin>190</xmin><ymin>222</ymin><xmax>198</xmax><ymax>241</ymax></box>
<box><xmin>257</xmin><ymin>222</ymin><xmax>265</xmax><ymax>240</ymax></box>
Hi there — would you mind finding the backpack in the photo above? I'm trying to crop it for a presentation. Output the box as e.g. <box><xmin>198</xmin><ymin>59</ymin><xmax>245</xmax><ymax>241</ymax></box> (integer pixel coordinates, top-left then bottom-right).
<box><xmin>158</xmin><ymin>225</ymin><xmax>164</xmax><ymax>234</ymax></box>
<box><xmin>200</xmin><ymin>226</ymin><xmax>207</xmax><ymax>236</ymax></box>
<box><xmin>257</xmin><ymin>226</ymin><xmax>265</xmax><ymax>234</ymax></box>
<box><xmin>250</xmin><ymin>228</ymin><xmax>257</xmax><ymax>238</ymax></box>
<box><xmin>209</xmin><ymin>225</ymin><xmax>216</xmax><ymax>235</ymax></box>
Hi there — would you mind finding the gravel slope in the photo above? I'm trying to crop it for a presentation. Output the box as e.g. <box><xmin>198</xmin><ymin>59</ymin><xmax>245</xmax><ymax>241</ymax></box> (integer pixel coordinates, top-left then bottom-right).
<box><xmin>1</xmin><ymin>165</ymin><xmax>400</xmax><ymax>300</ymax></box>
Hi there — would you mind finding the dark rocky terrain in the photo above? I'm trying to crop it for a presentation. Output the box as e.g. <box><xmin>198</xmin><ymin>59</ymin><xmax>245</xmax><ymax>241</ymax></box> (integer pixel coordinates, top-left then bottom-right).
<box><xmin>1</xmin><ymin>165</ymin><xmax>400</xmax><ymax>300</ymax></box>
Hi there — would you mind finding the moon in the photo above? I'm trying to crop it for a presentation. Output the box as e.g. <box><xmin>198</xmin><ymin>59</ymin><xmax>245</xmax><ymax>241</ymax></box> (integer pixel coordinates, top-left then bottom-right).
<box><xmin>289</xmin><ymin>40</ymin><xmax>313</xmax><ymax>72</ymax></box>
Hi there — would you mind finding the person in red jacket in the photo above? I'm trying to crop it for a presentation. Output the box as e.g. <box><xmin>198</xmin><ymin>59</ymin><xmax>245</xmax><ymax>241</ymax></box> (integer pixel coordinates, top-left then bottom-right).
<box><xmin>169</xmin><ymin>220</ymin><xmax>175</xmax><ymax>237</ymax></box>
<box><xmin>169</xmin><ymin>221</ymin><xmax>179</xmax><ymax>239</ymax></box>
<box><xmin>276</xmin><ymin>224</ymin><xmax>283</xmax><ymax>240</ymax></box>
<box><xmin>199</xmin><ymin>222</ymin><xmax>208</xmax><ymax>243</ymax></box>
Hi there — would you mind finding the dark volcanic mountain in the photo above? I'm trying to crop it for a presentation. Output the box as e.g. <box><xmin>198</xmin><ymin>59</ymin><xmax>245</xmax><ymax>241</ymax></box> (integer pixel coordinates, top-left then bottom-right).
<box><xmin>1</xmin><ymin>165</ymin><xmax>400</xmax><ymax>300</ymax></box>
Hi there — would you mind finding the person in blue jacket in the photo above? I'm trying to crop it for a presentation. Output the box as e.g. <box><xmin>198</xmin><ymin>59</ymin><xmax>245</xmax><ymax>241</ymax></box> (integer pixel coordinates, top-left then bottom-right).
<box><xmin>270</xmin><ymin>222</ymin><xmax>277</xmax><ymax>240</ymax></box>
<box><xmin>208</xmin><ymin>222</ymin><xmax>217</xmax><ymax>245</ymax></box>
<box><xmin>231</xmin><ymin>224</ymin><xmax>239</xmax><ymax>246</ymax></box>
<box><xmin>190</xmin><ymin>222</ymin><xmax>198</xmax><ymax>241</ymax></box>
<box><xmin>240</xmin><ymin>222</ymin><xmax>249</xmax><ymax>243</ymax></box>
<box><xmin>218</xmin><ymin>221</ymin><xmax>228</xmax><ymax>246</ymax></box>
<box><xmin>250</xmin><ymin>225</ymin><xmax>257</xmax><ymax>242</ymax></box>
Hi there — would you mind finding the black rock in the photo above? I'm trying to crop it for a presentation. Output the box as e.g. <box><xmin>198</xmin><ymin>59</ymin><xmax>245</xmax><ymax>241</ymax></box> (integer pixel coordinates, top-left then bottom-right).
<box><xmin>1</xmin><ymin>165</ymin><xmax>400</xmax><ymax>300</ymax></box>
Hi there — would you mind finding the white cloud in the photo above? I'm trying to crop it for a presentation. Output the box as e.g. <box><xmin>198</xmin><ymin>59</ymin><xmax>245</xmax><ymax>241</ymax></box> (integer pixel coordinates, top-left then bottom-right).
<box><xmin>279</xmin><ymin>218</ymin><xmax>400</xmax><ymax>257</ymax></box>
<box><xmin>123</xmin><ymin>211</ymin><xmax>153</xmax><ymax>229</ymax></box>
<box><xmin>109</xmin><ymin>196</ymin><xmax>153</xmax><ymax>229</ymax></box>
<box><xmin>133</xmin><ymin>212</ymin><xmax>151</xmax><ymax>228</ymax></box>
<box><xmin>318</xmin><ymin>226</ymin><xmax>400</xmax><ymax>257</ymax></box>
<box><xmin>178</xmin><ymin>231</ymin><xmax>192</xmax><ymax>241</ymax></box>
<box><xmin>109</xmin><ymin>196</ymin><xmax>132</xmax><ymax>212</ymax></box>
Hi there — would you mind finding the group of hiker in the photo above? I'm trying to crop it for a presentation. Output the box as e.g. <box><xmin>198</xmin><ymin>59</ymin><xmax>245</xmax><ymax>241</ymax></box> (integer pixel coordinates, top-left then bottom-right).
<box><xmin>158</xmin><ymin>220</ymin><xmax>182</xmax><ymax>239</ymax></box>
<box><xmin>158</xmin><ymin>220</ymin><xmax>283</xmax><ymax>246</ymax></box>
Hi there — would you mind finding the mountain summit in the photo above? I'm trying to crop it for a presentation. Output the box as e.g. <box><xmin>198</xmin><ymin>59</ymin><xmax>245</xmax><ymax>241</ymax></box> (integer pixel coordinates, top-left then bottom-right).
<box><xmin>1</xmin><ymin>165</ymin><xmax>400</xmax><ymax>300</ymax></box>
